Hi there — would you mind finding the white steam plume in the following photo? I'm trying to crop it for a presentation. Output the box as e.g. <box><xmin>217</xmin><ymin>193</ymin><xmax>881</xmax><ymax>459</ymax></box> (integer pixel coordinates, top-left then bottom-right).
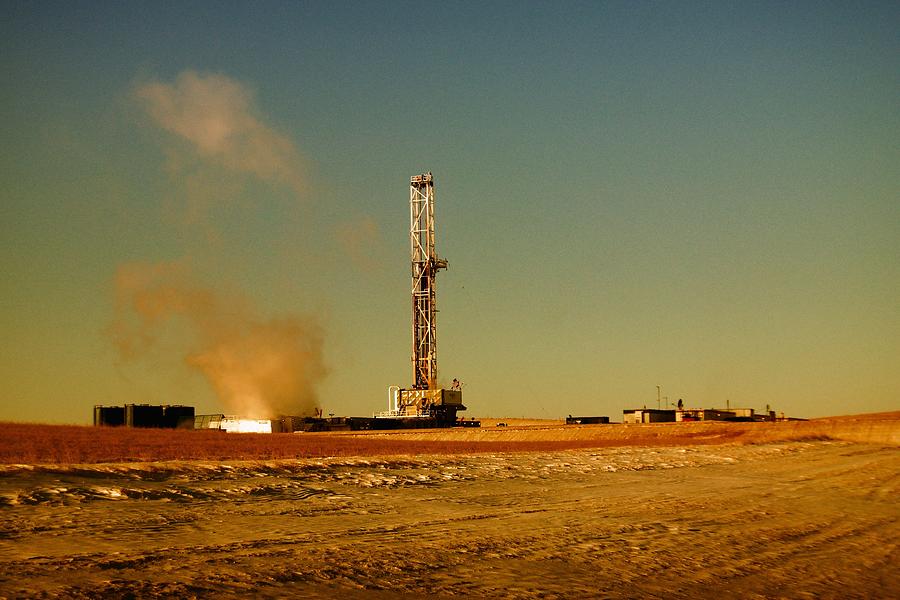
<box><xmin>108</xmin><ymin>260</ymin><xmax>327</xmax><ymax>418</ymax></box>
<box><xmin>134</xmin><ymin>70</ymin><xmax>306</xmax><ymax>195</ymax></box>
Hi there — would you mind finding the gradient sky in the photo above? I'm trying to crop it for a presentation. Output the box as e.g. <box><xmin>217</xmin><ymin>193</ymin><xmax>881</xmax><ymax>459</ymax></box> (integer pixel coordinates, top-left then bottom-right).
<box><xmin>2</xmin><ymin>1</ymin><xmax>898</xmax><ymax>423</ymax></box>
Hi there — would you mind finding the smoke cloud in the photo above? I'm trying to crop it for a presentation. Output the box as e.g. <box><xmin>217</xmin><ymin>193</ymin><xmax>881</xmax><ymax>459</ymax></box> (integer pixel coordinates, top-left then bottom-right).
<box><xmin>134</xmin><ymin>70</ymin><xmax>306</xmax><ymax>196</ymax></box>
<box><xmin>109</xmin><ymin>260</ymin><xmax>327</xmax><ymax>418</ymax></box>
<box><xmin>115</xmin><ymin>71</ymin><xmax>330</xmax><ymax>418</ymax></box>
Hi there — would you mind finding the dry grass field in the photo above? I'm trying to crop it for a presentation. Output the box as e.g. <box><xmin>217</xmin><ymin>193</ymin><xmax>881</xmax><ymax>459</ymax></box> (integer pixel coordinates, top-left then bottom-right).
<box><xmin>1</xmin><ymin>411</ymin><xmax>897</xmax><ymax>464</ymax></box>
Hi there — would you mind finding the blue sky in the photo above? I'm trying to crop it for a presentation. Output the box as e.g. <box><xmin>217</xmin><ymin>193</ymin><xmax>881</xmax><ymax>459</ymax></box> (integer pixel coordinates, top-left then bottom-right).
<box><xmin>2</xmin><ymin>1</ymin><xmax>898</xmax><ymax>423</ymax></box>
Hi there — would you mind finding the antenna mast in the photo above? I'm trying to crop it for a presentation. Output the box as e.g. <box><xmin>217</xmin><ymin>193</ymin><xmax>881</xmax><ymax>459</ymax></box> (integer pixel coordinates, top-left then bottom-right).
<box><xmin>410</xmin><ymin>172</ymin><xmax>447</xmax><ymax>390</ymax></box>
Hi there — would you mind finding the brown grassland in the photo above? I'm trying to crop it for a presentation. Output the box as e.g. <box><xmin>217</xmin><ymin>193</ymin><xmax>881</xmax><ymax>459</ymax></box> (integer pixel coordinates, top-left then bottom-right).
<box><xmin>1</xmin><ymin>411</ymin><xmax>897</xmax><ymax>464</ymax></box>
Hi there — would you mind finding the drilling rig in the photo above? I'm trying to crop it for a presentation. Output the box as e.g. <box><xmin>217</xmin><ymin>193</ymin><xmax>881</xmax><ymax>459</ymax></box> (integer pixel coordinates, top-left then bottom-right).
<box><xmin>384</xmin><ymin>172</ymin><xmax>467</xmax><ymax>426</ymax></box>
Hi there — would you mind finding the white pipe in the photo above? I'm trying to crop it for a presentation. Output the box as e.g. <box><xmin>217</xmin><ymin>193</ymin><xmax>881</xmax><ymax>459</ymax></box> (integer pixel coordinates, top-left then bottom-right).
<box><xmin>388</xmin><ymin>386</ymin><xmax>400</xmax><ymax>413</ymax></box>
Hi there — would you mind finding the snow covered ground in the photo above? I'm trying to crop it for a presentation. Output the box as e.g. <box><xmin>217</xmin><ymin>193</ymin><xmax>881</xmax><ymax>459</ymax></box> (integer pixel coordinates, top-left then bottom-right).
<box><xmin>1</xmin><ymin>441</ymin><xmax>897</xmax><ymax>598</ymax></box>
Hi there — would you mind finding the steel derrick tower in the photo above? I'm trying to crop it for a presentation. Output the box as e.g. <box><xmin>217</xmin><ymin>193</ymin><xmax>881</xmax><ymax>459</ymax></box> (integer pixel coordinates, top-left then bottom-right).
<box><xmin>383</xmin><ymin>171</ymin><xmax>465</xmax><ymax>425</ymax></box>
<box><xmin>409</xmin><ymin>172</ymin><xmax>447</xmax><ymax>390</ymax></box>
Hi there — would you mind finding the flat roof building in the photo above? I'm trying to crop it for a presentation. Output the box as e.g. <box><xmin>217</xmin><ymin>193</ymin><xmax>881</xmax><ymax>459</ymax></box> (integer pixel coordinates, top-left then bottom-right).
<box><xmin>623</xmin><ymin>409</ymin><xmax>676</xmax><ymax>424</ymax></box>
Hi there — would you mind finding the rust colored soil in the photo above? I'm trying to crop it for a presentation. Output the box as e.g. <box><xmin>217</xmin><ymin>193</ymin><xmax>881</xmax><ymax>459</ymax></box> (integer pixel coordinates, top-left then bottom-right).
<box><xmin>0</xmin><ymin>411</ymin><xmax>897</xmax><ymax>464</ymax></box>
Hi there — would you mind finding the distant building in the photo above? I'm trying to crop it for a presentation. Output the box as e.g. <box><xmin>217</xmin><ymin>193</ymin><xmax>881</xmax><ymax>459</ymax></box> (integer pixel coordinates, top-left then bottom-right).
<box><xmin>623</xmin><ymin>409</ymin><xmax>676</xmax><ymax>424</ymax></box>
<box><xmin>676</xmin><ymin>408</ymin><xmax>756</xmax><ymax>422</ymax></box>
<box><xmin>93</xmin><ymin>404</ymin><xmax>195</xmax><ymax>428</ymax></box>
<box><xmin>677</xmin><ymin>408</ymin><xmax>735</xmax><ymax>422</ymax></box>
<box><xmin>271</xmin><ymin>415</ymin><xmax>319</xmax><ymax>433</ymax></box>
<box><xmin>218</xmin><ymin>417</ymin><xmax>272</xmax><ymax>434</ymax></box>
<box><xmin>194</xmin><ymin>415</ymin><xmax>273</xmax><ymax>433</ymax></box>
<box><xmin>93</xmin><ymin>405</ymin><xmax>124</xmax><ymax>427</ymax></box>
<box><xmin>194</xmin><ymin>414</ymin><xmax>225</xmax><ymax>430</ymax></box>
<box><xmin>565</xmin><ymin>416</ymin><xmax>610</xmax><ymax>425</ymax></box>
<box><xmin>624</xmin><ymin>405</ymin><xmax>790</xmax><ymax>424</ymax></box>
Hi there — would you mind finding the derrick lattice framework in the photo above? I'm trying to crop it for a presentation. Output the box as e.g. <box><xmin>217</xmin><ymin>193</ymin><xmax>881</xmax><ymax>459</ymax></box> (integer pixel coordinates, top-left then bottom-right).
<box><xmin>410</xmin><ymin>172</ymin><xmax>447</xmax><ymax>390</ymax></box>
